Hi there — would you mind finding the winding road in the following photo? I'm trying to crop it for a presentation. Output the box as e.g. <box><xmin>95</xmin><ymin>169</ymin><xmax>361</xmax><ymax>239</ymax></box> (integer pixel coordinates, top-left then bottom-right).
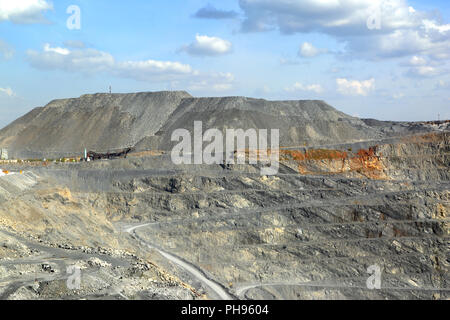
<box><xmin>124</xmin><ymin>223</ymin><xmax>233</xmax><ymax>300</ymax></box>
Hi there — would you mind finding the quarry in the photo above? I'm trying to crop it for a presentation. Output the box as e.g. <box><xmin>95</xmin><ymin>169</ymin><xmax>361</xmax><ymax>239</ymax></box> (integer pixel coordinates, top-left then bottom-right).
<box><xmin>0</xmin><ymin>91</ymin><xmax>448</xmax><ymax>300</ymax></box>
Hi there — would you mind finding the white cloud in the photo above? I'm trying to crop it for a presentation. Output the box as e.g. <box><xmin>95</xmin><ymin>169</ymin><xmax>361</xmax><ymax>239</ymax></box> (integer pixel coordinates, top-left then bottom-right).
<box><xmin>350</xmin><ymin>28</ymin><xmax>450</xmax><ymax>60</ymax></box>
<box><xmin>402</xmin><ymin>55</ymin><xmax>446</xmax><ymax>78</ymax></box>
<box><xmin>26</xmin><ymin>44</ymin><xmax>234</xmax><ymax>89</ymax></box>
<box><xmin>298</xmin><ymin>42</ymin><xmax>328</xmax><ymax>58</ymax></box>
<box><xmin>27</xmin><ymin>45</ymin><xmax>192</xmax><ymax>80</ymax></box>
<box><xmin>27</xmin><ymin>46</ymin><xmax>115</xmax><ymax>74</ymax></box>
<box><xmin>180</xmin><ymin>34</ymin><xmax>232</xmax><ymax>56</ymax></box>
<box><xmin>44</xmin><ymin>43</ymin><xmax>71</xmax><ymax>55</ymax></box>
<box><xmin>0</xmin><ymin>87</ymin><xmax>14</xmax><ymax>97</ymax></box>
<box><xmin>336</xmin><ymin>78</ymin><xmax>375</xmax><ymax>96</ymax></box>
<box><xmin>285</xmin><ymin>82</ymin><xmax>324</xmax><ymax>94</ymax></box>
<box><xmin>240</xmin><ymin>0</ymin><xmax>422</xmax><ymax>35</ymax></box>
<box><xmin>0</xmin><ymin>0</ymin><xmax>53</xmax><ymax>24</ymax></box>
<box><xmin>239</xmin><ymin>0</ymin><xmax>450</xmax><ymax>63</ymax></box>
<box><xmin>408</xmin><ymin>56</ymin><xmax>427</xmax><ymax>66</ymax></box>
<box><xmin>422</xmin><ymin>19</ymin><xmax>450</xmax><ymax>34</ymax></box>
<box><xmin>0</xmin><ymin>39</ymin><xmax>14</xmax><ymax>59</ymax></box>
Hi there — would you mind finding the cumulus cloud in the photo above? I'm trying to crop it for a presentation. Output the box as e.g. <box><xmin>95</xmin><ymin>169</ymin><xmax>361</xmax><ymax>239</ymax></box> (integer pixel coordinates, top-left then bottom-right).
<box><xmin>27</xmin><ymin>46</ymin><xmax>115</xmax><ymax>74</ymax></box>
<box><xmin>298</xmin><ymin>42</ymin><xmax>328</xmax><ymax>58</ymax></box>
<box><xmin>180</xmin><ymin>34</ymin><xmax>232</xmax><ymax>57</ymax></box>
<box><xmin>240</xmin><ymin>0</ymin><xmax>422</xmax><ymax>34</ymax></box>
<box><xmin>408</xmin><ymin>56</ymin><xmax>427</xmax><ymax>66</ymax></box>
<box><xmin>44</xmin><ymin>43</ymin><xmax>70</xmax><ymax>55</ymax></box>
<box><xmin>285</xmin><ymin>82</ymin><xmax>324</xmax><ymax>94</ymax></box>
<box><xmin>0</xmin><ymin>87</ymin><xmax>14</xmax><ymax>97</ymax></box>
<box><xmin>0</xmin><ymin>0</ymin><xmax>53</xmax><ymax>24</ymax></box>
<box><xmin>26</xmin><ymin>43</ymin><xmax>234</xmax><ymax>89</ymax></box>
<box><xmin>401</xmin><ymin>55</ymin><xmax>446</xmax><ymax>78</ymax></box>
<box><xmin>336</xmin><ymin>78</ymin><xmax>375</xmax><ymax>96</ymax></box>
<box><xmin>0</xmin><ymin>39</ymin><xmax>14</xmax><ymax>59</ymax></box>
<box><xmin>239</xmin><ymin>0</ymin><xmax>450</xmax><ymax>62</ymax></box>
<box><xmin>27</xmin><ymin>44</ymin><xmax>193</xmax><ymax>80</ymax></box>
<box><xmin>347</xmin><ymin>28</ymin><xmax>450</xmax><ymax>60</ymax></box>
<box><xmin>193</xmin><ymin>4</ymin><xmax>238</xmax><ymax>19</ymax></box>
<box><xmin>422</xmin><ymin>19</ymin><xmax>450</xmax><ymax>34</ymax></box>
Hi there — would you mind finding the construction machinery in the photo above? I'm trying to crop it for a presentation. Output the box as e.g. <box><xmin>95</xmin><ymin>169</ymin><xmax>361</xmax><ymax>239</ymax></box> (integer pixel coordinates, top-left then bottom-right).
<box><xmin>85</xmin><ymin>147</ymin><xmax>133</xmax><ymax>161</ymax></box>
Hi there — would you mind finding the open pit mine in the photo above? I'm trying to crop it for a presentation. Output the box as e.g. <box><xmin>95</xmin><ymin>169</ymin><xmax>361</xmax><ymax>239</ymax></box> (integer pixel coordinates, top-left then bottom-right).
<box><xmin>0</xmin><ymin>91</ymin><xmax>448</xmax><ymax>300</ymax></box>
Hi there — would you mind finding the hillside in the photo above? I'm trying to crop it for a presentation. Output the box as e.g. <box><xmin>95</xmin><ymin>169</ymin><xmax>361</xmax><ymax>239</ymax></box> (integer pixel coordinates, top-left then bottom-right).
<box><xmin>0</xmin><ymin>91</ymin><xmax>192</xmax><ymax>158</ymax></box>
<box><xmin>138</xmin><ymin>96</ymin><xmax>382</xmax><ymax>151</ymax></box>
<box><xmin>0</xmin><ymin>90</ymin><xmax>447</xmax><ymax>158</ymax></box>
<box><xmin>0</xmin><ymin>91</ymin><xmax>389</xmax><ymax>158</ymax></box>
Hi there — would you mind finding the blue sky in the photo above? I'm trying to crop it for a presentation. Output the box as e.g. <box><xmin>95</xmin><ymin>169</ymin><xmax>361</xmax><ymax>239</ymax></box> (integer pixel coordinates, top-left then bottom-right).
<box><xmin>0</xmin><ymin>0</ymin><xmax>449</xmax><ymax>127</ymax></box>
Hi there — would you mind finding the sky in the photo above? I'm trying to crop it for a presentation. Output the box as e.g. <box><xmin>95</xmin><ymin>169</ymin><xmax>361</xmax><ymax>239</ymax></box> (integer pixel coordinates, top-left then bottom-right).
<box><xmin>0</xmin><ymin>0</ymin><xmax>449</xmax><ymax>127</ymax></box>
